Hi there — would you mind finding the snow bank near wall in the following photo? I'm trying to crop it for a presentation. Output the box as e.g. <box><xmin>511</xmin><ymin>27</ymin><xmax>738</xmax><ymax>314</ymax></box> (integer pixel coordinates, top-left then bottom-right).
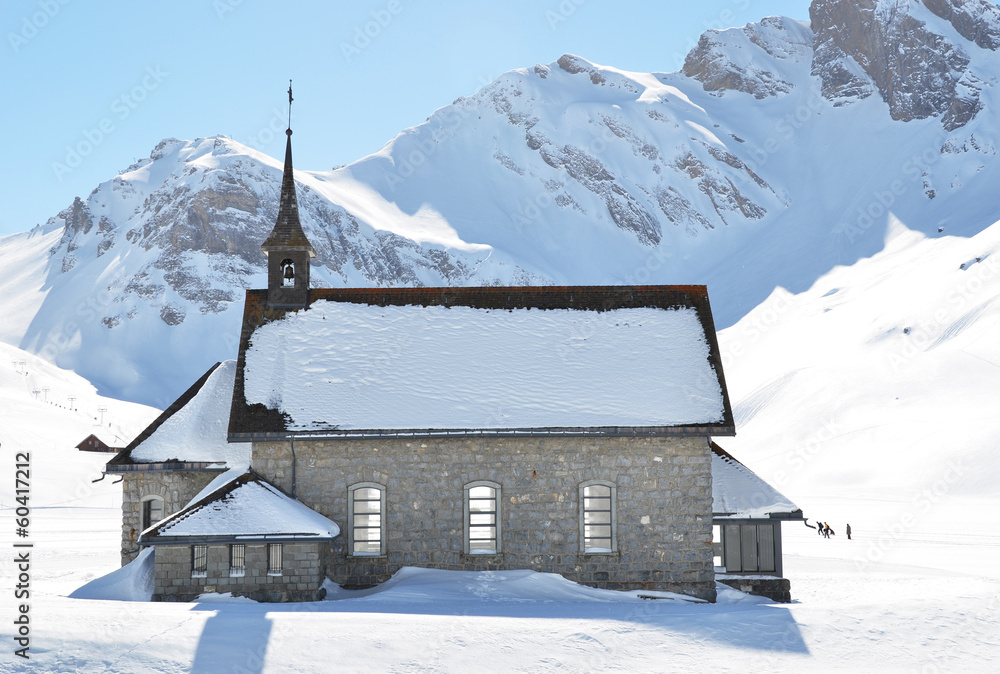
<box><xmin>69</xmin><ymin>547</ymin><xmax>154</xmax><ymax>601</ymax></box>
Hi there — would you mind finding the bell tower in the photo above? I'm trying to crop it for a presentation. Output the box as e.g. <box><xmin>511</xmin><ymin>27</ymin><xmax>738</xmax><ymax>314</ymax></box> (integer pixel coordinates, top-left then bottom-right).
<box><xmin>261</xmin><ymin>80</ymin><xmax>315</xmax><ymax>308</ymax></box>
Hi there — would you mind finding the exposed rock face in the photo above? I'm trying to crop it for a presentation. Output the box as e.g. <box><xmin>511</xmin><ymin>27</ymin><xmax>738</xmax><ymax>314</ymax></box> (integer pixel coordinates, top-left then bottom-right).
<box><xmin>810</xmin><ymin>0</ymin><xmax>989</xmax><ymax>129</ymax></box>
<box><xmin>682</xmin><ymin>16</ymin><xmax>813</xmax><ymax>99</ymax></box>
<box><xmin>920</xmin><ymin>0</ymin><xmax>1000</xmax><ymax>50</ymax></box>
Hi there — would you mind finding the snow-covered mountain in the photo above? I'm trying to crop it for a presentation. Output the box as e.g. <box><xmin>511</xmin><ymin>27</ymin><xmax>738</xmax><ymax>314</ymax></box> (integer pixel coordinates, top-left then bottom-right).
<box><xmin>3</xmin><ymin>0</ymin><xmax>1000</xmax><ymax>407</ymax></box>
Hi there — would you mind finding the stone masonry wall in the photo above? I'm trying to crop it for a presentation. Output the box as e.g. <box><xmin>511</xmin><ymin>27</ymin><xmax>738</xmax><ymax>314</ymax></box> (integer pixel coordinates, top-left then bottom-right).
<box><xmin>151</xmin><ymin>542</ymin><xmax>323</xmax><ymax>602</ymax></box>
<box><xmin>120</xmin><ymin>471</ymin><xmax>219</xmax><ymax>565</ymax></box>
<box><xmin>253</xmin><ymin>435</ymin><xmax>716</xmax><ymax>601</ymax></box>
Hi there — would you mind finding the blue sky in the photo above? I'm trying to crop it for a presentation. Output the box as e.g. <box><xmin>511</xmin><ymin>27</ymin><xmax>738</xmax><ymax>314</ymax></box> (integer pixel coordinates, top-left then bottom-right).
<box><xmin>0</xmin><ymin>0</ymin><xmax>812</xmax><ymax>236</ymax></box>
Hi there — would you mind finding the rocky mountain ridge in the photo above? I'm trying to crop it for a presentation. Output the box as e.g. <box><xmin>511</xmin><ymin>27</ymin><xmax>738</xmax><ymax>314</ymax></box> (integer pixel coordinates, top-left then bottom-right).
<box><xmin>4</xmin><ymin>0</ymin><xmax>1000</xmax><ymax>408</ymax></box>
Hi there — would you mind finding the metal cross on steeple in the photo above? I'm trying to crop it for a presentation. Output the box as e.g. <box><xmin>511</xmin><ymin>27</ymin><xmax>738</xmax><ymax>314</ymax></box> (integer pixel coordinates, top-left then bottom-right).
<box><xmin>287</xmin><ymin>79</ymin><xmax>293</xmax><ymax>131</ymax></box>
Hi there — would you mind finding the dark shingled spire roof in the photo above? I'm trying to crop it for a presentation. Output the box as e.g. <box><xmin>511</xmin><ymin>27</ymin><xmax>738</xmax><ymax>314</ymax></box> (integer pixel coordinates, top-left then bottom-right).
<box><xmin>261</xmin><ymin>128</ymin><xmax>316</xmax><ymax>255</ymax></box>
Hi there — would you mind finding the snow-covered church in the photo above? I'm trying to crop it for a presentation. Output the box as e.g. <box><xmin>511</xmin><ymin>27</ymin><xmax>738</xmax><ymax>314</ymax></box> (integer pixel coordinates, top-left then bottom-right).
<box><xmin>105</xmin><ymin>117</ymin><xmax>802</xmax><ymax>603</ymax></box>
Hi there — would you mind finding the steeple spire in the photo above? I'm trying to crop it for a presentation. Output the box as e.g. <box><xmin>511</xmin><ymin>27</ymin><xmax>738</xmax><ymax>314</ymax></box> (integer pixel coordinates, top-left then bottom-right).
<box><xmin>261</xmin><ymin>80</ymin><xmax>315</xmax><ymax>309</ymax></box>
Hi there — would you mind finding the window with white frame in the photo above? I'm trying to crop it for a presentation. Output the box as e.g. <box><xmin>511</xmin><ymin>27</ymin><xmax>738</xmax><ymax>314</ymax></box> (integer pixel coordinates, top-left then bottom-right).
<box><xmin>465</xmin><ymin>481</ymin><xmax>501</xmax><ymax>555</ymax></box>
<box><xmin>349</xmin><ymin>483</ymin><xmax>385</xmax><ymax>556</ymax></box>
<box><xmin>580</xmin><ymin>481</ymin><xmax>617</xmax><ymax>553</ymax></box>
<box><xmin>141</xmin><ymin>495</ymin><xmax>164</xmax><ymax>531</ymax></box>
<box><xmin>229</xmin><ymin>544</ymin><xmax>245</xmax><ymax>577</ymax></box>
<box><xmin>267</xmin><ymin>543</ymin><xmax>282</xmax><ymax>576</ymax></box>
<box><xmin>191</xmin><ymin>545</ymin><xmax>208</xmax><ymax>578</ymax></box>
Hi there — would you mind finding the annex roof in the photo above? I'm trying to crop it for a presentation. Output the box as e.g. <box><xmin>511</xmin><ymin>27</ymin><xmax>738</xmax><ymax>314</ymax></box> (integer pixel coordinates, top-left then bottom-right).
<box><xmin>139</xmin><ymin>471</ymin><xmax>339</xmax><ymax>545</ymax></box>
<box><xmin>711</xmin><ymin>442</ymin><xmax>802</xmax><ymax>519</ymax></box>
<box><xmin>229</xmin><ymin>285</ymin><xmax>735</xmax><ymax>440</ymax></box>
<box><xmin>107</xmin><ymin>361</ymin><xmax>250</xmax><ymax>473</ymax></box>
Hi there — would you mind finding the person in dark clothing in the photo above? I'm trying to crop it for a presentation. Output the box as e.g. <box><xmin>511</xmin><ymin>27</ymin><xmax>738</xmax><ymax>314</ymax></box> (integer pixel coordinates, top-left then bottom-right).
<box><xmin>846</xmin><ymin>523</ymin><xmax>852</xmax><ymax>540</ymax></box>
<box><xmin>817</xmin><ymin>521</ymin><xmax>824</xmax><ymax>536</ymax></box>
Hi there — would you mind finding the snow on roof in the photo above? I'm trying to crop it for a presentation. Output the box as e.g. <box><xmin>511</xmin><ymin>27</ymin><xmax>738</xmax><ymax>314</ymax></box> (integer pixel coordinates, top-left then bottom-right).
<box><xmin>125</xmin><ymin>360</ymin><xmax>249</xmax><ymax>467</ymax></box>
<box><xmin>242</xmin><ymin>300</ymin><xmax>726</xmax><ymax>433</ymax></box>
<box><xmin>143</xmin><ymin>472</ymin><xmax>339</xmax><ymax>542</ymax></box>
<box><xmin>711</xmin><ymin>443</ymin><xmax>801</xmax><ymax>519</ymax></box>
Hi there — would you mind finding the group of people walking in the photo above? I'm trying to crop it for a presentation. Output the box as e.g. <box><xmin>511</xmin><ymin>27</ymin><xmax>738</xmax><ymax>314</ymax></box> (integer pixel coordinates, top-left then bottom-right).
<box><xmin>815</xmin><ymin>521</ymin><xmax>852</xmax><ymax>539</ymax></box>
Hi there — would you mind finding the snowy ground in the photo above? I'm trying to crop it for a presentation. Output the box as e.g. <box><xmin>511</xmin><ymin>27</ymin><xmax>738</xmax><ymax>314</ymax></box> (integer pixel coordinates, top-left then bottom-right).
<box><xmin>2</xmin><ymin>431</ymin><xmax>998</xmax><ymax>672</ymax></box>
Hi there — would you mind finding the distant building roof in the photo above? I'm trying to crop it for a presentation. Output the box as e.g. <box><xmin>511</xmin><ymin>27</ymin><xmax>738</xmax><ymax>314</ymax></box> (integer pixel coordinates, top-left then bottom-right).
<box><xmin>711</xmin><ymin>442</ymin><xmax>802</xmax><ymax>519</ymax></box>
<box><xmin>76</xmin><ymin>433</ymin><xmax>124</xmax><ymax>452</ymax></box>
<box><xmin>139</xmin><ymin>471</ymin><xmax>340</xmax><ymax>544</ymax></box>
<box><xmin>107</xmin><ymin>361</ymin><xmax>250</xmax><ymax>472</ymax></box>
<box><xmin>229</xmin><ymin>286</ymin><xmax>735</xmax><ymax>440</ymax></box>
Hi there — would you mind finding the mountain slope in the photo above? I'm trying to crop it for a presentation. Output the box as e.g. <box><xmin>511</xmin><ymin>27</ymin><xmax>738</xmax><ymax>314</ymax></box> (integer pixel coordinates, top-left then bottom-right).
<box><xmin>720</xmin><ymin>215</ymin><xmax>1000</xmax><ymax>503</ymax></box>
<box><xmin>3</xmin><ymin>0</ymin><xmax>1000</xmax><ymax>406</ymax></box>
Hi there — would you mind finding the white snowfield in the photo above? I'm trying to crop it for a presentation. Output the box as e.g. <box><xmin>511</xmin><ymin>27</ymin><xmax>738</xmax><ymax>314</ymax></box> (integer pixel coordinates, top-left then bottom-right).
<box><xmin>244</xmin><ymin>301</ymin><xmax>725</xmax><ymax>431</ymax></box>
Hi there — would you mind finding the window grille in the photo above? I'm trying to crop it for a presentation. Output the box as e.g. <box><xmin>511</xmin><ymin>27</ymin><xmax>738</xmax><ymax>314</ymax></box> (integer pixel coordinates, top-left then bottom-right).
<box><xmin>581</xmin><ymin>482</ymin><xmax>615</xmax><ymax>553</ymax></box>
<box><xmin>191</xmin><ymin>545</ymin><xmax>208</xmax><ymax>578</ymax></box>
<box><xmin>350</xmin><ymin>484</ymin><xmax>385</xmax><ymax>556</ymax></box>
<box><xmin>230</xmin><ymin>544</ymin><xmax>245</xmax><ymax>577</ymax></box>
<box><xmin>267</xmin><ymin>543</ymin><xmax>283</xmax><ymax>576</ymax></box>
<box><xmin>466</xmin><ymin>483</ymin><xmax>500</xmax><ymax>555</ymax></box>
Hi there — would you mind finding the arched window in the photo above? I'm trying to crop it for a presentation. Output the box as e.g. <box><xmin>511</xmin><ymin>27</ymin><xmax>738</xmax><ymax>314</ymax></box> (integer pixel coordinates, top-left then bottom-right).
<box><xmin>280</xmin><ymin>258</ymin><xmax>295</xmax><ymax>287</ymax></box>
<box><xmin>464</xmin><ymin>481</ymin><xmax>501</xmax><ymax>555</ymax></box>
<box><xmin>141</xmin><ymin>495</ymin><xmax>165</xmax><ymax>531</ymax></box>
<box><xmin>348</xmin><ymin>482</ymin><xmax>385</xmax><ymax>556</ymax></box>
<box><xmin>579</xmin><ymin>480</ymin><xmax>617</xmax><ymax>553</ymax></box>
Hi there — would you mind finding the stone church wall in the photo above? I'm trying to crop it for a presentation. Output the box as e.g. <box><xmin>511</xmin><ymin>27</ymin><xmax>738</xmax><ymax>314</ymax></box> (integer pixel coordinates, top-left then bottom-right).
<box><xmin>151</xmin><ymin>543</ymin><xmax>323</xmax><ymax>602</ymax></box>
<box><xmin>120</xmin><ymin>471</ymin><xmax>219</xmax><ymax>565</ymax></box>
<box><xmin>253</xmin><ymin>435</ymin><xmax>716</xmax><ymax>601</ymax></box>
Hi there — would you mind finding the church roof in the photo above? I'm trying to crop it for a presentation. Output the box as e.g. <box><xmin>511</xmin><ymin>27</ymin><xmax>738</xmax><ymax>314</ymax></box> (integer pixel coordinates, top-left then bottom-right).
<box><xmin>106</xmin><ymin>361</ymin><xmax>250</xmax><ymax>472</ymax></box>
<box><xmin>139</xmin><ymin>471</ymin><xmax>339</xmax><ymax>544</ymax></box>
<box><xmin>228</xmin><ymin>285</ymin><xmax>735</xmax><ymax>440</ymax></box>
<box><xmin>711</xmin><ymin>442</ymin><xmax>802</xmax><ymax>519</ymax></box>
<box><xmin>260</xmin><ymin>129</ymin><xmax>316</xmax><ymax>255</ymax></box>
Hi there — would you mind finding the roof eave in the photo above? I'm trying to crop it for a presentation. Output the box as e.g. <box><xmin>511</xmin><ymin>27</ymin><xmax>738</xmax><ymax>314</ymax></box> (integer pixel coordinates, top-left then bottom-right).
<box><xmin>105</xmin><ymin>461</ymin><xmax>230</xmax><ymax>473</ymax></box>
<box><xmin>230</xmin><ymin>423</ymin><xmax>736</xmax><ymax>443</ymax></box>
<box><xmin>139</xmin><ymin>532</ymin><xmax>337</xmax><ymax>546</ymax></box>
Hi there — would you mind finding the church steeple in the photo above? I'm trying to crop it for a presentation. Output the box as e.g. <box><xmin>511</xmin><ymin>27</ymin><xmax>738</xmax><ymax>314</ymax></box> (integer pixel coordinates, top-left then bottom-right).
<box><xmin>262</xmin><ymin>80</ymin><xmax>315</xmax><ymax>308</ymax></box>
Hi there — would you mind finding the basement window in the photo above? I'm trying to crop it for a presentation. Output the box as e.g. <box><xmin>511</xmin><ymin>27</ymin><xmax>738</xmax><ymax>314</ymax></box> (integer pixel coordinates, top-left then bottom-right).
<box><xmin>230</xmin><ymin>544</ymin><xmax>245</xmax><ymax>577</ymax></box>
<box><xmin>191</xmin><ymin>545</ymin><xmax>208</xmax><ymax>578</ymax></box>
<box><xmin>267</xmin><ymin>543</ymin><xmax>283</xmax><ymax>576</ymax></box>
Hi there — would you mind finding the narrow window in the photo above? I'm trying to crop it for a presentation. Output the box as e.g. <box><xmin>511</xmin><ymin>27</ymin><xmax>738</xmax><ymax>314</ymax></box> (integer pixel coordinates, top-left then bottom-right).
<box><xmin>267</xmin><ymin>543</ymin><xmax>282</xmax><ymax>576</ymax></box>
<box><xmin>191</xmin><ymin>545</ymin><xmax>208</xmax><ymax>578</ymax></box>
<box><xmin>141</xmin><ymin>496</ymin><xmax>164</xmax><ymax>530</ymax></box>
<box><xmin>230</xmin><ymin>544</ymin><xmax>246</xmax><ymax>577</ymax></box>
<box><xmin>349</xmin><ymin>484</ymin><xmax>385</xmax><ymax>555</ymax></box>
<box><xmin>580</xmin><ymin>481</ymin><xmax>616</xmax><ymax>553</ymax></box>
<box><xmin>465</xmin><ymin>481</ymin><xmax>501</xmax><ymax>555</ymax></box>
